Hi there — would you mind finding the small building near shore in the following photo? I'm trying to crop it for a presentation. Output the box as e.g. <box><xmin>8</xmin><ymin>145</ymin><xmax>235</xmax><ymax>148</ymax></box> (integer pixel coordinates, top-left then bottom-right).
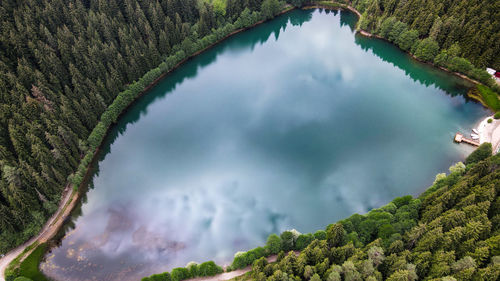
<box><xmin>487</xmin><ymin>67</ymin><xmax>500</xmax><ymax>83</ymax></box>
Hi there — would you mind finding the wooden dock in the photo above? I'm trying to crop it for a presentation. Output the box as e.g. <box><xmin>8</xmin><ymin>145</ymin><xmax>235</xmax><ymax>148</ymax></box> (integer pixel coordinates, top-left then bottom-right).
<box><xmin>454</xmin><ymin>132</ymin><xmax>480</xmax><ymax>146</ymax></box>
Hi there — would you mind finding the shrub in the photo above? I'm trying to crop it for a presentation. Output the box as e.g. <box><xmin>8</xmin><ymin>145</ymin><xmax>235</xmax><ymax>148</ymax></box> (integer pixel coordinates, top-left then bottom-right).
<box><xmin>476</xmin><ymin>85</ymin><xmax>500</xmax><ymax>111</ymax></box>
<box><xmin>231</xmin><ymin>252</ymin><xmax>248</xmax><ymax>269</ymax></box>
<box><xmin>396</xmin><ymin>29</ymin><xmax>419</xmax><ymax>51</ymax></box>
<box><xmin>313</xmin><ymin>230</ymin><xmax>327</xmax><ymax>240</ymax></box>
<box><xmin>171</xmin><ymin>267</ymin><xmax>190</xmax><ymax>281</ymax></box>
<box><xmin>231</xmin><ymin>247</ymin><xmax>267</xmax><ymax>269</ymax></box>
<box><xmin>280</xmin><ymin>231</ymin><xmax>295</xmax><ymax>251</ymax></box>
<box><xmin>448</xmin><ymin>57</ymin><xmax>473</xmax><ymax>73</ymax></box>
<box><xmin>392</xmin><ymin>195</ymin><xmax>413</xmax><ymax>208</ymax></box>
<box><xmin>295</xmin><ymin>233</ymin><xmax>314</xmax><ymax>250</ymax></box>
<box><xmin>266</xmin><ymin>233</ymin><xmax>282</xmax><ymax>254</ymax></box>
<box><xmin>148</xmin><ymin>273</ymin><xmax>171</xmax><ymax>281</ymax></box>
<box><xmin>326</xmin><ymin>223</ymin><xmax>345</xmax><ymax>247</ymax></box>
<box><xmin>488</xmin><ymin>118</ymin><xmax>493</xmax><ymax>123</ymax></box>
<box><xmin>15</xmin><ymin>244</ymin><xmax>48</xmax><ymax>281</ymax></box>
<box><xmin>198</xmin><ymin>261</ymin><xmax>223</xmax><ymax>276</ymax></box>
<box><xmin>494</xmin><ymin>112</ymin><xmax>500</xmax><ymax>119</ymax></box>
<box><xmin>465</xmin><ymin>143</ymin><xmax>492</xmax><ymax>165</ymax></box>
<box><xmin>414</xmin><ymin>38</ymin><xmax>439</xmax><ymax>62</ymax></box>
<box><xmin>186</xmin><ymin>262</ymin><xmax>198</xmax><ymax>277</ymax></box>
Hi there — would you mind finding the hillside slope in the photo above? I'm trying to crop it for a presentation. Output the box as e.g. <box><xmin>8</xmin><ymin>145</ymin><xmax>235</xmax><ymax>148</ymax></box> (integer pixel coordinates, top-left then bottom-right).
<box><xmin>232</xmin><ymin>144</ymin><xmax>500</xmax><ymax>280</ymax></box>
<box><xmin>0</xmin><ymin>0</ymin><xmax>273</xmax><ymax>253</ymax></box>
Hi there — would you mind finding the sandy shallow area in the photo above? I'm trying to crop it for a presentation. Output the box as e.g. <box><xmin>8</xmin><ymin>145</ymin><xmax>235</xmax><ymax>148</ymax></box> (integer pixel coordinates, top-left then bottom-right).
<box><xmin>476</xmin><ymin>115</ymin><xmax>500</xmax><ymax>153</ymax></box>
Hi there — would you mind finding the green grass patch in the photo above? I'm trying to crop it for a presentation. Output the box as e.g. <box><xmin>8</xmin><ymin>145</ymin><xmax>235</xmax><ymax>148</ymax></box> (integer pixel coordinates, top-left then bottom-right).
<box><xmin>476</xmin><ymin>84</ymin><xmax>500</xmax><ymax>111</ymax></box>
<box><xmin>15</xmin><ymin>243</ymin><xmax>48</xmax><ymax>281</ymax></box>
<box><xmin>4</xmin><ymin>242</ymin><xmax>40</xmax><ymax>278</ymax></box>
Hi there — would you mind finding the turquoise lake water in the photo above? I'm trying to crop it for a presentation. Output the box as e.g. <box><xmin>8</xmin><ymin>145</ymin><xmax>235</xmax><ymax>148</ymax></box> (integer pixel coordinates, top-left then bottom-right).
<box><xmin>41</xmin><ymin>9</ymin><xmax>489</xmax><ymax>281</ymax></box>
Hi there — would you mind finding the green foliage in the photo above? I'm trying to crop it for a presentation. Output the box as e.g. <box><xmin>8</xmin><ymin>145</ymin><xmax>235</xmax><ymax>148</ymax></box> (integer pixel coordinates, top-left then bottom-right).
<box><xmin>247</xmin><ymin>148</ymin><xmax>500</xmax><ymax>281</ymax></box>
<box><xmin>313</xmin><ymin>230</ymin><xmax>327</xmax><ymax>240</ymax></box>
<box><xmin>231</xmin><ymin>247</ymin><xmax>268</xmax><ymax>269</ymax></box>
<box><xmin>352</xmin><ymin>0</ymin><xmax>500</xmax><ymax>71</ymax></box>
<box><xmin>296</xmin><ymin>233</ymin><xmax>314</xmax><ymax>250</ymax></box>
<box><xmin>142</xmin><ymin>260</ymin><xmax>222</xmax><ymax>281</ymax></box>
<box><xmin>414</xmin><ymin>38</ymin><xmax>440</xmax><ymax>62</ymax></box>
<box><xmin>261</xmin><ymin>0</ymin><xmax>283</xmax><ymax>20</ymax></box>
<box><xmin>198</xmin><ymin>261</ymin><xmax>223</xmax><ymax>276</ymax></box>
<box><xmin>396</xmin><ymin>30</ymin><xmax>419</xmax><ymax>52</ymax></box>
<box><xmin>353</xmin><ymin>0</ymin><xmax>500</xmax><ymax>99</ymax></box>
<box><xmin>288</xmin><ymin>0</ymin><xmax>307</xmax><ymax>8</ymax></box>
<box><xmin>12</xmin><ymin>244</ymin><xmax>48</xmax><ymax>281</ymax></box>
<box><xmin>474</xmin><ymin>85</ymin><xmax>500</xmax><ymax>112</ymax></box>
<box><xmin>267</xmin><ymin>233</ymin><xmax>282</xmax><ymax>254</ymax></box>
<box><xmin>0</xmin><ymin>0</ymin><xmax>283</xmax><ymax>254</ymax></box>
<box><xmin>465</xmin><ymin>143</ymin><xmax>492</xmax><ymax>165</ymax></box>
<box><xmin>280</xmin><ymin>231</ymin><xmax>296</xmax><ymax>252</ymax></box>
<box><xmin>326</xmin><ymin>223</ymin><xmax>345</xmax><ymax>248</ymax></box>
<box><xmin>494</xmin><ymin>112</ymin><xmax>500</xmax><ymax>119</ymax></box>
<box><xmin>171</xmin><ymin>267</ymin><xmax>190</xmax><ymax>281</ymax></box>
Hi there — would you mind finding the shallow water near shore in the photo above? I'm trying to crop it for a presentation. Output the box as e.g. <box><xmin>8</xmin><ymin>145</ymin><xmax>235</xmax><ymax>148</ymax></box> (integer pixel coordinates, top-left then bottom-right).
<box><xmin>41</xmin><ymin>9</ymin><xmax>488</xmax><ymax>281</ymax></box>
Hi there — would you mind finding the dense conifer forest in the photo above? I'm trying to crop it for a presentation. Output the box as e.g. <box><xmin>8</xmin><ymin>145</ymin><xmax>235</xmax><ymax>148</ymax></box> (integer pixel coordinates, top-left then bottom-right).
<box><xmin>0</xmin><ymin>1</ymin><xmax>499</xmax><ymax>279</ymax></box>
<box><xmin>0</xmin><ymin>0</ymin><xmax>287</xmax><ymax>253</ymax></box>
<box><xmin>350</xmin><ymin>0</ymin><xmax>500</xmax><ymax>71</ymax></box>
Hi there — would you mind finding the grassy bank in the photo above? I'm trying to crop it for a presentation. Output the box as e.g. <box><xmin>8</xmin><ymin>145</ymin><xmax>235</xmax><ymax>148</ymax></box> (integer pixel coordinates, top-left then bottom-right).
<box><xmin>5</xmin><ymin>243</ymin><xmax>48</xmax><ymax>281</ymax></box>
<box><xmin>468</xmin><ymin>85</ymin><xmax>500</xmax><ymax>112</ymax></box>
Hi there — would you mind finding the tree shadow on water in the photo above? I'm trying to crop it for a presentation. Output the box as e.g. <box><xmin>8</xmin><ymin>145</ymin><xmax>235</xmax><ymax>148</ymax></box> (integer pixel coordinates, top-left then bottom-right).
<box><xmin>354</xmin><ymin>33</ymin><xmax>474</xmax><ymax>98</ymax></box>
<box><xmin>51</xmin><ymin>9</ymin><xmax>317</xmax><ymax>242</ymax></box>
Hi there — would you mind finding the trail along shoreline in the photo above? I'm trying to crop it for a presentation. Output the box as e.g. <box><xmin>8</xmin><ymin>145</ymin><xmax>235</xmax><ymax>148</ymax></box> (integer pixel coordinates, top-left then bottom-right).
<box><xmin>1</xmin><ymin>2</ymin><xmax>497</xmax><ymax>281</ymax></box>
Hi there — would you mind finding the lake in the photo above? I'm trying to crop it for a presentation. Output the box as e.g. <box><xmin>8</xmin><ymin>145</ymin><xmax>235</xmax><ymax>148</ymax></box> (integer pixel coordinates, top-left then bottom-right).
<box><xmin>41</xmin><ymin>8</ymin><xmax>488</xmax><ymax>281</ymax></box>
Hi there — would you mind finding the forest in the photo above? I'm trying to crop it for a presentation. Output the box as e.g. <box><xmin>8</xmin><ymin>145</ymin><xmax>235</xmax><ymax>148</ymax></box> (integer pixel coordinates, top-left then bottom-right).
<box><xmin>0</xmin><ymin>0</ymin><xmax>499</xmax><ymax>276</ymax></box>
<box><xmin>339</xmin><ymin>0</ymin><xmax>500</xmax><ymax>105</ymax></box>
<box><xmin>139</xmin><ymin>144</ymin><xmax>499</xmax><ymax>280</ymax></box>
<box><xmin>0</xmin><ymin>0</ymin><xmax>288</xmax><ymax>253</ymax></box>
<box><xmin>350</xmin><ymin>0</ymin><xmax>500</xmax><ymax>71</ymax></box>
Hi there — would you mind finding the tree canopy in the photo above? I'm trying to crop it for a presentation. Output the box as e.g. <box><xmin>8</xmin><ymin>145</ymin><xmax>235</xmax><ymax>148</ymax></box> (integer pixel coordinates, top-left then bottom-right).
<box><xmin>243</xmin><ymin>151</ymin><xmax>499</xmax><ymax>280</ymax></box>
<box><xmin>0</xmin><ymin>0</ymin><xmax>286</xmax><ymax>254</ymax></box>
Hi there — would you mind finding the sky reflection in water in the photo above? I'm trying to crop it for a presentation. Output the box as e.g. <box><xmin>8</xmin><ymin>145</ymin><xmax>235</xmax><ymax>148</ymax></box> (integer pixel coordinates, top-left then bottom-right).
<box><xmin>41</xmin><ymin>9</ymin><xmax>488</xmax><ymax>281</ymax></box>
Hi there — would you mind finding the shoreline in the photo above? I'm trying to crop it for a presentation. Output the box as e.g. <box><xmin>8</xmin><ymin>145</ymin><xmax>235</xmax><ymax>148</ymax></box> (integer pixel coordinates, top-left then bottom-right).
<box><xmin>0</xmin><ymin>186</ymin><xmax>78</xmax><ymax>281</ymax></box>
<box><xmin>342</xmin><ymin>5</ymin><xmax>486</xmax><ymax>91</ymax></box>
<box><xmin>476</xmin><ymin>115</ymin><xmax>500</xmax><ymax>153</ymax></box>
<box><xmin>1</xmin><ymin>3</ymin><xmax>496</xmax><ymax>280</ymax></box>
<box><xmin>0</xmin><ymin>6</ymin><xmax>299</xmax><ymax>281</ymax></box>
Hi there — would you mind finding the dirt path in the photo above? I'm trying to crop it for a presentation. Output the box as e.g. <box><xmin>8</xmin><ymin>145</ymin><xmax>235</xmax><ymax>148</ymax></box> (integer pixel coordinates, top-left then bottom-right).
<box><xmin>477</xmin><ymin>115</ymin><xmax>500</xmax><ymax>153</ymax></box>
<box><xmin>0</xmin><ymin>7</ymin><xmax>299</xmax><ymax>281</ymax></box>
<box><xmin>186</xmin><ymin>252</ymin><xmax>300</xmax><ymax>281</ymax></box>
<box><xmin>0</xmin><ymin>185</ymin><xmax>79</xmax><ymax>281</ymax></box>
